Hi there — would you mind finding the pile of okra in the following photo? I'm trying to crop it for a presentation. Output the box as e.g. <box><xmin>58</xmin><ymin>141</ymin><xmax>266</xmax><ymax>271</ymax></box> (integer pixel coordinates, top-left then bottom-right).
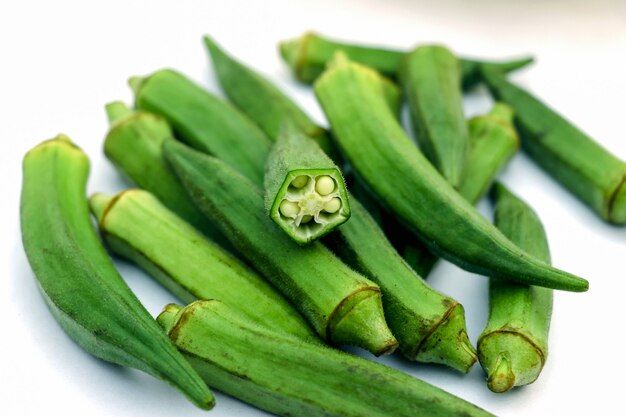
<box><xmin>24</xmin><ymin>31</ymin><xmax>624</xmax><ymax>416</ymax></box>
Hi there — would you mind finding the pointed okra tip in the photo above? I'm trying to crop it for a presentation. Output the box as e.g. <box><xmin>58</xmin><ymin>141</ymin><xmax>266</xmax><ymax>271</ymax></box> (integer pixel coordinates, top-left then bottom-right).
<box><xmin>105</xmin><ymin>101</ymin><xmax>134</xmax><ymax>126</ymax></box>
<box><xmin>330</xmin><ymin>291</ymin><xmax>398</xmax><ymax>356</ymax></box>
<box><xmin>89</xmin><ymin>193</ymin><xmax>115</xmax><ymax>223</ymax></box>
<box><xmin>202</xmin><ymin>34</ymin><xmax>222</xmax><ymax>60</ymax></box>
<box><xmin>415</xmin><ymin>303</ymin><xmax>478</xmax><ymax>373</ymax></box>
<box><xmin>486</xmin><ymin>354</ymin><xmax>516</xmax><ymax>393</ymax></box>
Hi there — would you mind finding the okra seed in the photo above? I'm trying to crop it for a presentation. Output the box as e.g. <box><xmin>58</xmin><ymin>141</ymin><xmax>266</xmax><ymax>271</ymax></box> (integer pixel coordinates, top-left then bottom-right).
<box><xmin>291</xmin><ymin>175</ymin><xmax>309</xmax><ymax>188</ymax></box>
<box><xmin>300</xmin><ymin>215</ymin><xmax>313</xmax><ymax>224</ymax></box>
<box><xmin>323</xmin><ymin>198</ymin><xmax>341</xmax><ymax>213</ymax></box>
<box><xmin>279</xmin><ymin>200</ymin><xmax>300</xmax><ymax>219</ymax></box>
<box><xmin>315</xmin><ymin>176</ymin><xmax>335</xmax><ymax>196</ymax></box>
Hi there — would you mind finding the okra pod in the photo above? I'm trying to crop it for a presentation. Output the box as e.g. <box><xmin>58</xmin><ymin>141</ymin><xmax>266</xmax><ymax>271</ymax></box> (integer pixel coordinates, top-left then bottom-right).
<box><xmin>157</xmin><ymin>300</ymin><xmax>495</xmax><ymax>417</ymax></box>
<box><xmin>265</xmin><ymin>122</ymin><xmax>351</xmax><ymax>244</ymax></box>
<box><xmin>163</xmin><ymin>139</ymin><xmax>398</xmax><ymax>356</ymax></box>
<box><xmin>481</xmin><ymin>67</ymin><xmax>626</xmax><ymax>223</ymax></box>
<box><xmin>130</xmin><ymin>68</ymin><xmax>271</xmax><ymax>184</ymax></box>
<box><xmin>103</xmin><ymin>101</ymin><xmax>226</xmax><ymax>246</ymax></box>
<box><xmin>20</xmin><ymin>136</ymin><xmax>213</xmax><ymax>409</ymax></box>
<box><xmin>400</xmin><ymin>45</ymin><xmax>469</xmax><ymax>187</ymax></box>
<box><xmin>203</xmin><ymin>39</ymin><xmax>477</xmax><ymax>371</ymax></box>
<box><xmin>402</xmin><ymin>103</ymin><xmax>520</xmax><ymax>276</ymax></box>
<box><xmin>478</xmin><ymin>183</ymin><xmax>553</xmax><ymax>393</ymax></box>
<box><xmin>315</xmin><ymin>55</ymin><xmax>588</xmax><ymax>292</ymax></box>
<box><xmin>280</xmin><ymin>31</ymin><xmax>533</xmax><ymax>89</ymax></box>
<box><xmin>89</xmin><ymin>189</ymin><xmax>318</xmax><ymax>343</ymax></box>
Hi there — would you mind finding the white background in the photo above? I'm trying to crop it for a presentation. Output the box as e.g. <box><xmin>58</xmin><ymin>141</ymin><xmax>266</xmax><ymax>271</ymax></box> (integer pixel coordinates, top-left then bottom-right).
<box><xmin>2</xmin><ymin>0</ymin><xmax>625</xmax><ymax>415</ymax></box>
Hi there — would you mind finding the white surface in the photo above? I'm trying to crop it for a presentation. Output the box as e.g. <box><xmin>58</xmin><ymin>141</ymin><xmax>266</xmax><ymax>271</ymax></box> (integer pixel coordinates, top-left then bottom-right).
<box><xmin>2</xmin><ymin>0</ymin><xmax>625</xmax><ymax>415</ymax></box>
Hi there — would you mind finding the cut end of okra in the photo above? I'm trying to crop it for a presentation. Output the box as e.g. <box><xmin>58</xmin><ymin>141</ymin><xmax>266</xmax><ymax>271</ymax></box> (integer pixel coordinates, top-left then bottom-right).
<box><xmin>329</xmin><ymin>289</ymin><xmax>398</xmax><ymax>356</ymax></box>
<box><xmin>105</xmin><ymin>101</ymin><xmax>134</xmax><ymax>125</ymax></box>
<box><xmin>415</xmin><ymin>304</ymin><xmax>477</xmax><ymax>373</ymax></box>
<box><xmin>89</xmin><ymin>193</ymin><xmax>114</xmax><ymax>223</ymax></box>
<box><xmin>157</xmin><ymin>303</ymin><xmax>184</xmax><ymax>334</ymax></box>
<box><xmin>271</xmin><ymin>170</ymin><xmax>351</xmax><ymax>244</ymax></box>
<box><xmin>478</xmin><ymin>331</ymin><xmax>545</xmax><ymax>393</ymax></box>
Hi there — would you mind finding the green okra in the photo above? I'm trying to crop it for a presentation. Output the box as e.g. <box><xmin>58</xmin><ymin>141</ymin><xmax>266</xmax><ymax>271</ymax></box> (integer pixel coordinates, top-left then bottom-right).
<box><xmin>400</xmin><ymin>45</ymin><xmax>469</xmax><ymax>187</ymax></box>
<box><xmin>203</xmin><ymin>39</ymin><xmax>477</xmax><ymax>371</ymax></box>
<box><xmin>478</xmin><ymin>183</ymin><xmax>553</xmax><ymax>393</ymax></box>
<box><xmin>401</xmin><ymin>103</ymin><xmax>520</xmax><ymax>276</ymax></box>
<box><xmin>203</xmin><ymin>35</ymin><xmax>402</xmax><ymax>158</ymax></box>
<box><xmin>204</xmin><ymin>35</ymin><xmax>335</xmax><ymax>157</ymax></box>
<box><xmin>157</xmin><ymin>300</ymin><xmax>496</xmax><ymax>417</ymax></box>
<box><xmin>280</xmin><ymin>31</ymin><xmax>533</xmax><ymax>90</ymax></box>
<box><xmin>314</xmin><ymin>54</ymin><xmax>588</xmax><ymax>292</ymax></box>
<box><xmin>163</xmin><ymin>138</ymin><xmax>398</xmax><ymax>356</ymax></box>
<box><xmin>103</xmin><ymin>101</ymin><xmax>227</xmax><ymax>247</ymax></box>
<box><xmin>481</xmin><ymin>67</ymin><xmax>626</xmax><ymax>224</ymax></box>
<box><xmin>265</xmin><ymin>122</ymin><xmax>351</xmax><ymax>244</ymax></box>
<box><xmin>20</xmin><ymin>136</ymin><xmax>213</xmax><ymax>409</ymax></box>
<box><xmin>89</xmin><ymin>189</ymin><xmax>318</xmax><ymax>343</ymax></box>
<box><xmin>130</xmin><ymin>68</ymin><xmax>271</xmax><ymax>184</ymax></box>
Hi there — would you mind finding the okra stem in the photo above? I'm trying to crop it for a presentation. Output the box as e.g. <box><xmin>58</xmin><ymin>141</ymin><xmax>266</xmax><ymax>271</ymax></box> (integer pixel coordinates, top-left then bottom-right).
<box><xmin>280</xmin><ymin>31</ymin><xmax>533</xmax><ymax>90</ymax></box>
<box><xmin>158</xmin><ymin>300</ymin><xmax>496</xmax><ymax>417</ymax></box>
<box><xmin>315</xmin><ymin>54</ymin><xmax>588</xmax><ymax>292</ymax></box>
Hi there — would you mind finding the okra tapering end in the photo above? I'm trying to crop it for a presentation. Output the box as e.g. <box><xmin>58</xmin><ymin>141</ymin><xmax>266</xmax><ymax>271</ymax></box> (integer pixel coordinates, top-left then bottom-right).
<box><xmin>415</xmin><ymin>304</ymin><xmax>477</xmax><ymax>373</ymax></box>
<box><xmin>265</xmin><ymin>122</ymin><xmax>350</xmax><ymax>244</ymax></box>
<box><xmin>329</xmin><ymin>289</ymin><xmax>398</xmax><ymax>356</ymax></box>
<box><xmin>481</xmin><ymin>66</ymin><xmax>626</xmax><ymax>224</ymax></box>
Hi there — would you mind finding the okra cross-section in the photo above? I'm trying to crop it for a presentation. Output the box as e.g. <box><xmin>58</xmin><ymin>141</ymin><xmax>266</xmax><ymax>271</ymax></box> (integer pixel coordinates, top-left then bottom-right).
<box><xmin>265</xmin><ymin>123</ymin><xmax>350</xmax><ymax>244</ymax></box>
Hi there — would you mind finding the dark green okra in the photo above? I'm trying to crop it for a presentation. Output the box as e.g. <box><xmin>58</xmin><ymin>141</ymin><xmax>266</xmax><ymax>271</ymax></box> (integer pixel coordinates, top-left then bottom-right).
<box><xmin>280</xmin><ymin>31</ymin><xmax>533</xmax><ymax>89</ymax></box>
<box><xmin>479</xmin><ymin>183</ymin><xmax>553</xmax><ymax>393</ymax></box>
<box><xmin>204</xmin><ymin>39</ymin><xmax>477</xmax><ymax>371</ymax></box>
<box><xmin>157</xmin><ymin>301</ymin><xmax>496</xmax><ymax>417</ymax></box>
<box><xmin>163</xmin><ymin>139</ymin><xmax>398</xmax><ymax>356</ymax></box>
<box><xmin>402</xmin><ymin>103</ymin><xmax>520</xmax><ymax>276</ymax></box>
<box><xmin>265</xmin><ymin>122</ymin><xmax>351</xmax><ymax>244</ymax></box>
<box><xmin>400</xmin><ymin>45</ymin><xmax>469</xmax><ymax>187</ymax></box>
<box><xmin>481</xmin><ymin>67</ymin><xmax>626</xmax><ymax>223</ymax></box>
<box><xmin>20</xmin><ymin>136</ymin><xmax>213</xmax><ymax>409</ymax></box>
<box><xmin>130</xmin><ymin>68</ymin><xmax>271</xmax><ymax>183</ymax></box>
<box><xmin>103</xmin><ymin>101</ymin><xmax>227</xmax><ymax>246</ymax></box>
<box><xmin>315</xmin><ymin>54</ymin><xmax>588</xmax><ymax>292</ymax></box>
<box><xmin>89</xmin><ymin>189</ymin><xmax>318</xmax><ymax>343</ymax></box>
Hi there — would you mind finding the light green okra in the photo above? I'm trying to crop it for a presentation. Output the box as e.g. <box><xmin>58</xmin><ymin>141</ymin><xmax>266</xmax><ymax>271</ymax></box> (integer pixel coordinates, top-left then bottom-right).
<box><xmin>103</xmin><ymin>101</ymin><xmax>228</xmax><ymax>248</ymax></box>
<box><xmin>164</xmin><ymin>139</ymin><xmax>398</xmax><ymax>356</ymax></box>
<box><xmin>130</xmin><ymin>68</ymin><xmax>271</xmax><ymax>183</ymax></box>
<box><xmin>314</xmin><ymin>54</ymin><xmax>588</xmax><ymax>292</ymax></box>
<box><xmin>482</xmin><ymin>66</ymin><xmax>626</xmax><ymax>224</ymax></box>
<box><xmin>401</xmin><ymin>103</ymin><xmax>520</xmax><ymax>277</ymax></box>
<box><xmin>157</xmin><ymin>300</ymin><xmax>496</xmax><ymax>417</ymax></box>
<box><xmin>400</xmin><ymin>45</ymin><xmax>469</xmax><ymax>187</ymax></box>
<box><xmin>20</xmin><ymin>136</ymin><xmax>213</xmax><ymax>410</ymax></box>
<box><xmin>280</xmin><ymin>31</ymin><xmax>533</xmax><ymax>89</ymax></box>
<box><xmin>89</xmin><ymin>189</ymin><xmax>318</xmax><ymax>343</ymax></box>
<box><xmin>204</xmin><ymin>38</ymin><xmax>477</xmax><ymax>371</ymax></box>
<box><xmin>265</xmin><ymin>122</ymin><xmax>351</xmax><ymax>244</ymax></box>
<box><xmin>478</xmin><ymin>183</ymin><xmax>553</xmax><ymax>393</ymax></box>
